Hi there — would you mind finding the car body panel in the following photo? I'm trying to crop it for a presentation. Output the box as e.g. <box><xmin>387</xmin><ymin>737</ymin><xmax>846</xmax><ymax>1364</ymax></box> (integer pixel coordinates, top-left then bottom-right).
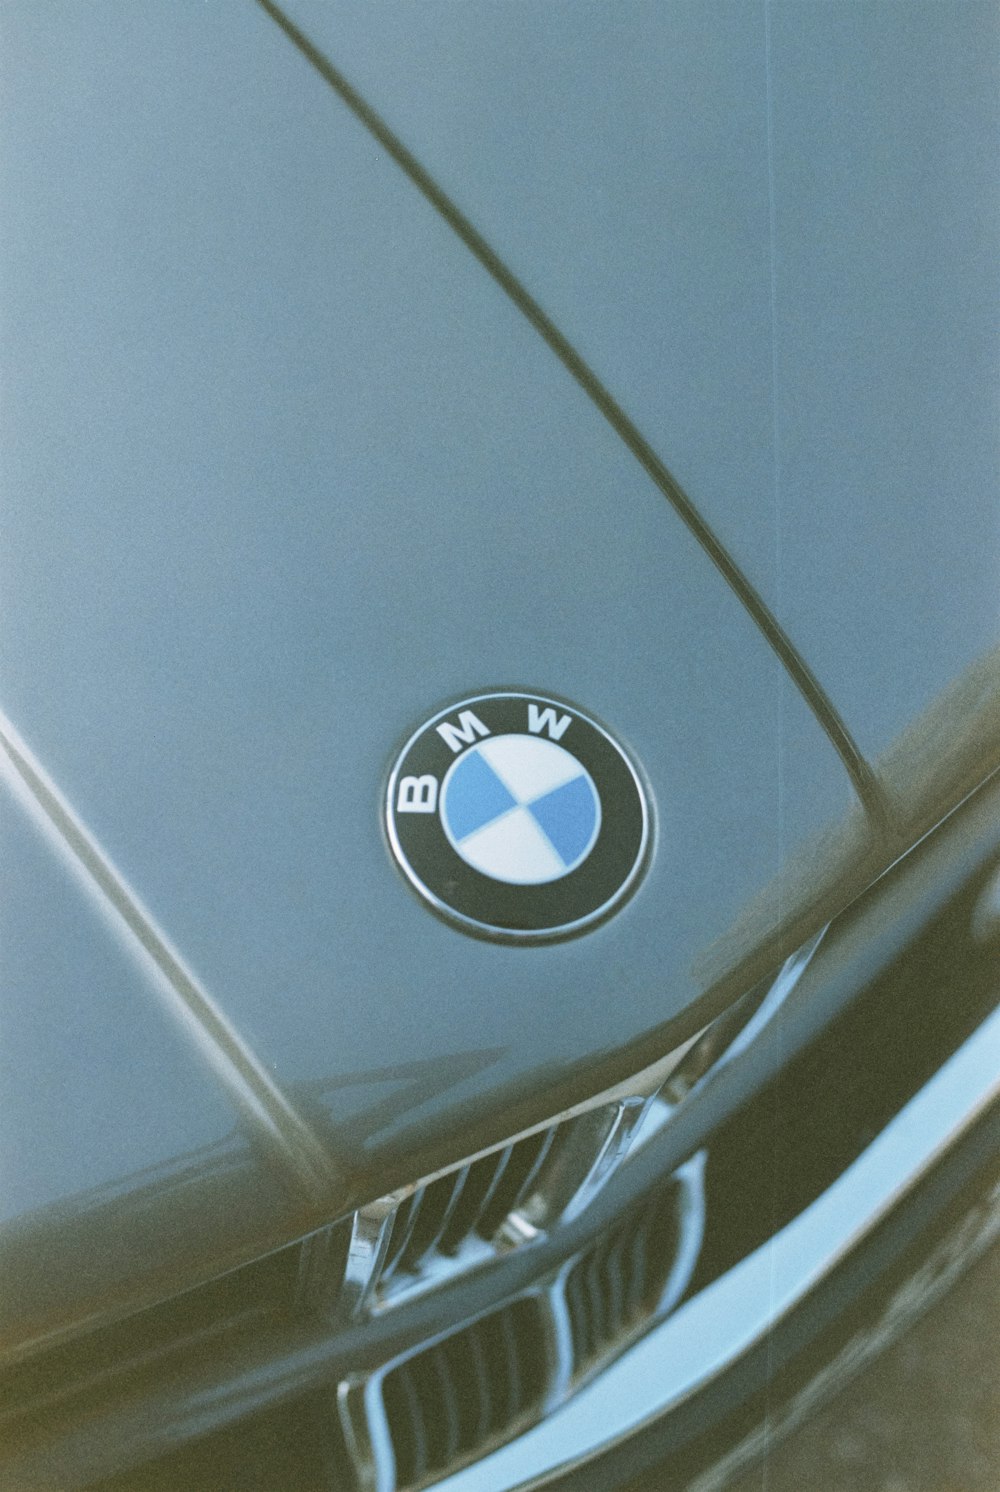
<box><xmin>1</xmin><ymin>1</ymin><xmax>858</xmax><ymax>1135</ymax></box>
<box><xmin>1</xmin><ymin>0</ymin><xmax>998</xmax><ymax>1444</ymax></box>
<box><xmin>277</xmin><ymin>0</ymin><xmax>1000</xmax><ymax>767</ymax></box>
<box><xmin>0</xmin><ymin>0</ymin><xmax>875</xmax><ymax>1349</ymax></box>
<box><xmin>0</xmin><ymin>770</ymin><xmax>314</xmax><ymax>1359</ymax></box>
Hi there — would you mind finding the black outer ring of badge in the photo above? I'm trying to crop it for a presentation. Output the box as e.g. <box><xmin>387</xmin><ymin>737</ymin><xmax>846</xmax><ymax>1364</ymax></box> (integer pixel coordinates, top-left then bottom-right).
<box><xmin>384</xmin><ymin>691</ymin><xmax>652</xmax><ymax>943</ymax></box>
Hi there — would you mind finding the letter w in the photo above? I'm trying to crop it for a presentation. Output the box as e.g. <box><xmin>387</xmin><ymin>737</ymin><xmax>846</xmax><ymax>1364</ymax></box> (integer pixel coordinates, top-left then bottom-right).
<box><xmin>528</xmin><ymin>704</ymin><xmax>572</xmax><ymax>741</ymax></box>
<box><xmin>436</xmin><ymin>710</ymin><xmax>490</xmax><ymax>754</ymax></box>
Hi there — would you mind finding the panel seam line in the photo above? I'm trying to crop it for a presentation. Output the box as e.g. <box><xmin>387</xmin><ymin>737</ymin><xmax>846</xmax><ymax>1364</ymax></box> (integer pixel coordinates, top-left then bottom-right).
<box><xmin>253</xmin><ymin>0</ymin><xmax>893</xmax><ymax>838</ymax></box>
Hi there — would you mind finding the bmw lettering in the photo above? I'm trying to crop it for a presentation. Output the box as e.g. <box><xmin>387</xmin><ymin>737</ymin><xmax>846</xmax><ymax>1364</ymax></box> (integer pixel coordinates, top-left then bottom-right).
<box><xmin>385</xmin><ymin>692</ymin><xmax>651</xmax><ymax>940</ymax></box>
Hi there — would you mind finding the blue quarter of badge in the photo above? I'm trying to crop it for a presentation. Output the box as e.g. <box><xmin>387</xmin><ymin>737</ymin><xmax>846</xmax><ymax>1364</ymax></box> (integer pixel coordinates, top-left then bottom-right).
<box><xmin>528</xmin><ymin>775</ymin><xmax>599</xmax><ymax>867</ymax></box>
<box><xmin>442</xmin><ymin>750</ymin><xmax>517</xmax><ymax>842</ymax></box>
<box><xmin>443</xmin><ymin>746</ymin><xmax>599</xmax><ymax>870</ymax></box>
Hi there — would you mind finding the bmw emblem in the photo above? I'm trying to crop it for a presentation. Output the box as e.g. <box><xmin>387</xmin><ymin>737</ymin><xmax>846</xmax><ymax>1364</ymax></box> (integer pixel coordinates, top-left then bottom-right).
<box><xmin>385</xmin><ymin>691</ymin><xmax>651</xmax><ymax>942</ymax></box>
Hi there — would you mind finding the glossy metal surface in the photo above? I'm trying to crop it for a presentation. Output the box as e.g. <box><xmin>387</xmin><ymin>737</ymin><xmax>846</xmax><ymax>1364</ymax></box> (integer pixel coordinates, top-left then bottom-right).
<box><xmin>276</xmin><ymin>0</ymin><xmax>1000</xmax><ymax>770</ymax></box>
<box><xmin>0</xmin><ymin>0</ymin><xmax>880</xmax><ymax>1341</ymax></box>
<box><xmin>0</xmin><ymin>751</ymin><xmax>311</xmax><ymax>1359</ymax></box>
<box><xmin>1</xmin><ymin>0</ymin><xmax>997</xmax><ymax>1412</ymax></box>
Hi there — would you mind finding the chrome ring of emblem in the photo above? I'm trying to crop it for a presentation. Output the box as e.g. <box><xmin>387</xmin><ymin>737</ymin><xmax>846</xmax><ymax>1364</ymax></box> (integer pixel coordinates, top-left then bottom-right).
<box><xmin>384</xmin><ymin>691</ymin><xmax>652</xmax><ymax>943</ymax></box>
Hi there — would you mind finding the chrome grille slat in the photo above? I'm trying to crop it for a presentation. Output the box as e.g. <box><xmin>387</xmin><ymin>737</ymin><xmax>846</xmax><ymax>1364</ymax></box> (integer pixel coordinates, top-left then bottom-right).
<box><xmin>604</xmin><ymin>1220</ymin><xmax>630</xmax><ymax>1334</ymax></box>
<box><xmin>502</xmin><ymin>1126</ymin><xmax>558</xmax><ymax>1221</ymax></box>
<box><xmin>440</xmin><ymin>1144</ymin><xmax>514</xmax><ymax>1252</ymax></box>
<box><xmin>474</xmin><ymin>1121</ymin><xmax>555</xmax><ymax>1241</ymax></box>
<box><xmin>498</xmin><ymin>1100</ymin><xmax>649</xmax><ymax>1244</ymax></box>
<box><xmin>371</xmin><ymin>1123</ymin><xmax>604</xmax><ymax>1308</ymax></box>
<box><xmin>432</xmin><ymin>1346</ymin><xmax>460</xmax><ymax>1466</ymax></box>
<box><xmin>374</xmin><ymin>1299</ymin><xmax>548</xmax><ymax>1490</ymax></box>
<box><xmin>336</xmin><ymin>1202</ymin><xmax>398</xmax><ymax>1322</ymax></box>
<box><xmin>387</xmin><ymin>1363</ymin><xmax>426</xmax><ymax>1487</ymax></box>
<box><xmin>362</xmin><ymin>1166</ymin><xmax>709</xmax><ymax>1491</ymax></box>
<box><xmin>380</xmin><ymin>1189</ymin><xmax>426</xmax><ymax>1283</ymax></box>
<box><xmin>624</xmin><ymin>1202</ymin><xmax>652</xmax><ymax>1322</ymax></box>
<box><xmin>583</xmin><ymin>1245</ymin><xmax>606</xmax><ymax>1356</ymax></box>
<box><xmin>394</xmin><ymin>1176</ymin><xmax>451</xmax><ymax>1273</ymax></box>
<box><xmin>498</xmin><ymin>1304</ymin><xmax>521</xmax><ymax>1427</ymax></box>
<box><xmin>405</xmin><ymin>1166</ymin><xmax>471</xmax><ymax>1267</ymax></box>
<box><xmin>459</xmin><ymin>1318</ymin><xmax>492</xmax><ymax>1447</ymax></box>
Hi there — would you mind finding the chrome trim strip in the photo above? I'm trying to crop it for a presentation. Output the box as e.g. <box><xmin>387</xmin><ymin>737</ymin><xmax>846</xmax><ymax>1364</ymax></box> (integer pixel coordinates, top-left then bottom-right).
<box><xmin>689</xmin><ymin>1175</ymin><xmax>1000</xmax><ymax>1492</ymax></box>
<box><xmin>710</xmin><ymin>927</ymin><xmax>827</xmax><ymax>1073</ymax></box>
<box><xmin>655</xmin><ymin>1151</ymin><xmax>708</xmax><ymax>1319</ymax></box>
<box><xmin>435</xmin><ymin>998</ymin><xmax>1000</xmax><ymax>1491</ymax></box>
<box><xmin>663</xmin><ymin>927</ymin><xmax>827</xmax><ymax>1108</ymax></box>
<box><xmin>542</xmin><ymin>1272</ymin><xmax>576</xmax><ymax>1409</ymax></box>
<box><xmin>360</xmin><ymin>931</ymin><xmax>823</xmax><ymax>1317</ymax></box>
<box><xmin>337</xmin><ymin>1375</ymin><xmax>395</xmax><ymax>1492</ymax></box>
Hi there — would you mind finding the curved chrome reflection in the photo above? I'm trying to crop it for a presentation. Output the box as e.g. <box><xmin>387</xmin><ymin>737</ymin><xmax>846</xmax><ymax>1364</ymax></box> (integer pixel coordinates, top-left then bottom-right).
<box><xmin>497</xmin><ymin>1096</ymin><xmax>652</xmax><ymax>1246</ymax></box>
<box><xmin>662</xmin><ymin>926</ymin><xmax>827</xmax><ymax>1109</ymax></box>
<box><xmin>338</xmin><ymin>1153</ymin><xmax>708</xmax><ymax>1492</ymax></box>
<box><xmin>435</xmin><ymin>998</ymin><xmax>1000</xmax><ymax>1491</ymax></box>
<box><xmin>349</xmin><ymin>934</ymin><xmax>824</xmax><ymax>1320</ymax></box>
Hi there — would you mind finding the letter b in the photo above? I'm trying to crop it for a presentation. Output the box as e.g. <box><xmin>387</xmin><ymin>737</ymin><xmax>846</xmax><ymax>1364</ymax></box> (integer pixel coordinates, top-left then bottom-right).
<box><xmin>397</xmin><ymin>775</ymin><xmax>438</xmax><ymax>813</ymax></box>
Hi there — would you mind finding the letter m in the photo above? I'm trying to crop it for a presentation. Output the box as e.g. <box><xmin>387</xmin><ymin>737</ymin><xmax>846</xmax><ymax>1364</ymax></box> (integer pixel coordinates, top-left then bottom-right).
<box><xmin>528</xmin><ymin>704</ymin><xmax>572</xmax><ymax>741</ymax></box>
<box><xmin>436</xmin><ymin>709</ymin><xmax>490</xmax><ymax>754</ymax></box>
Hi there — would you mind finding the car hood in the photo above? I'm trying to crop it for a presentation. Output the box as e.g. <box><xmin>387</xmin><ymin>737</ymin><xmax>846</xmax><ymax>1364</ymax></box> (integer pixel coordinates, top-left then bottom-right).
<box><xmin>2</xmin><ymin>0</ymin><xmax>997</xmax><ymax>1358</ymax></box>
<box><xmin>275</xmin><ymin>0</ymin><xmax>1000</xmax><ymax>775</ymax></box>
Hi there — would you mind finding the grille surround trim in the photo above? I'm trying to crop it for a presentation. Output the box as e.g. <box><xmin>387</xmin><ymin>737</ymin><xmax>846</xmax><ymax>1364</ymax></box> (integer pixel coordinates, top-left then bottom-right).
<box><xmin>338</xmin><ymin>1153</ymin><xmax>708</xmax><ymax>1492</ymax></box>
